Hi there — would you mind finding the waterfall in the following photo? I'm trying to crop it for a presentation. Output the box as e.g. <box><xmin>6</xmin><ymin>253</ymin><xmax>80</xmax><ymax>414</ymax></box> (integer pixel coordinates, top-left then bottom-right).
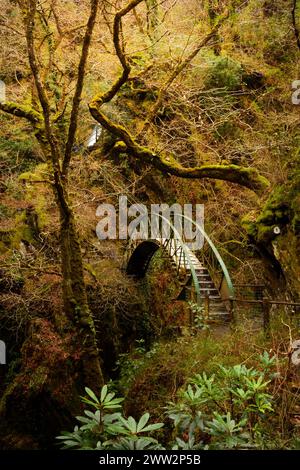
<box><xmin>87</xmin><ymin>124</ymin><xmax>102</xmax><ymax>148</ymax></box>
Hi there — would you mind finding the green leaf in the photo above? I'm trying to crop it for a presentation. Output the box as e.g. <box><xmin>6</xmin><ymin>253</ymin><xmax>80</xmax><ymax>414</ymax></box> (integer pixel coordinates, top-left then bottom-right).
<box><xmin>104</xmin><ymin>392</ymin><xmax>115</xmax><ymax>403</ymax></box>
<box><xmin>85</xmin><ymin>387</ymin><xmax>99</xmax><ymax>404</ymax></box>
<box><xmin>81</xmin><ymin>397</ymin><xmax>95</xmax><ymax>405</ymax></box>
<box><xmin>84</xmin><ymin>410</ymin><xmax>97</xmax><ymax>419</ymax></box>
<box><xmin>101</xmin><ymin>385</ymin><xmax>108</xmax><ymax>402</ymax></box>
<box><xmin>62</xmin><ymin>440</ymin><xmax>79</xmax><ymax>448</ymax></box>
<box><xmin>127</xmin><ymin>416</ymin><xmax>137</xmax><ymax>433</ymax></box>
<box><xmin>76</xmin><ymin>416</ymin><xmax>91</xmax><ymax>424</ymax></box>
<box><xmin>141</xmin><ymin>422</ymin><xmax>164</xmax><ymax>433</ymax></box>
<box><xmin>106</xmin><ymin>424</ymin><xmax>130</xmax><ymax>436</ymax></box>
<box><xmin>137</xmin><ymin>413</ymin><xmax>150</xmax><ymax>433</ymax></box>
<box><xmin>104</xmin><ymin>397</ymin><xmax>124</xmax><ymax>409</ymax></box>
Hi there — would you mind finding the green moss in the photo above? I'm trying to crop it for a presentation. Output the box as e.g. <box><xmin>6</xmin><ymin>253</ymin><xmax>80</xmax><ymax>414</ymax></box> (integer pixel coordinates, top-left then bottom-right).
<box><xmin>19</xmin><ymin>163</ymin><xmax>49</xmax><ymax>182</ymax></box>
<box><xmin>243</xmin><ymin>178</ymin><xmax>299</xmax><ymax>244</ymax></box>
<box><xmin>10</xmin><ymin>212</ymin><xmax>35</xmax><ymax>247</ymax></box>
<box><xmin>90</xmin><ymin>92</ymin><xmax>269</xmax><ymax>193</ymax></box>
<box><xmin>28</xmin><ymin>365</ymin><xmax>48</xmax><ymax>390</ymax></box>
<box><xmin>0</xmin><ymin>101</ymin><xmax>42</xmax><ymax>122</ymax></box>
<box><xmin>9</xmin><ymin>193</ymin><xmax>48</xmax><ymax>248</ymax></box>
<box><xmin>204</xmin><ymin>56</ymin><xmax>243</xmax><ymax>91</ymax></box>
<box><xmin>241</xmin><ymin>216</ymin><xmax>257</xmax><ymax>238</ymax></box>
<box><xmin>84</xmin><ymin>263</ymin><xmax>97</xmax><ymax>279</ymax></box>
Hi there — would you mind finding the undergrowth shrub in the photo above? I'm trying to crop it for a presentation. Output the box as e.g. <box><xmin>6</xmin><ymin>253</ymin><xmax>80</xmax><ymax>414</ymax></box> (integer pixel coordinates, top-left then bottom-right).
<box><xmin>204</xmin><ymin>56</ymin><xmax>243</xmax><ymax>91</ymax></box>
<box><xmin>58</xmin><ymin>353</ymin><xmax>292</xmax><ymax>450</ymax></box>
<box><xmin>57</xmin><ymin>385</ymin><xmax>164</xmax><ymax>450</ymax></box>
<box><xmin>166</xmin><ymin>353</ymin><xmax>276</xmax><ymax>449</ymax></box>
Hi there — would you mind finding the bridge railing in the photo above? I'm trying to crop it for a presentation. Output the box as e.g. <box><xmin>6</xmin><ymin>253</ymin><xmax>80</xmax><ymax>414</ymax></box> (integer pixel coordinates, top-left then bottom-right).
<box><xmin>125</xmin><ymin>214</ymin><xmax>202</xmax><ymax>302</ymax></box>
<box><xmin>225</xmin><ymin>297</ymin><xmax>300</xmax><ymax>334</ymax></box>
<box><xmin>199</xmin><ymin>246</ymin><xmax>232</xmax><ymax>301</ymax></box>
<box><xmin>125</xmin><ymin>212</ymin><xmax>234</xmax><ymax>308</ymax></box>
<box><xmin>179</xmin><ymin>215</ymin><xmax>235</xmax><ymax>303</ymax></box>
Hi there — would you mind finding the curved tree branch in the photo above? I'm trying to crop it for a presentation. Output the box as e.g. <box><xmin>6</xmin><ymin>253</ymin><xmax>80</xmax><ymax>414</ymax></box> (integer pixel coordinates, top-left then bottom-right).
<box><xmin>88</xmin><ymin>106</ymin><xmax>269</xmax><ymax>191</ymax></box>
<box><xmin>0</xmin><ymin>101</ymin><xmax>42</xmax><ymax>123</ymax></box>
<box><xmin>91</xmin><ymin>0</ymin><xmax>144</xmax><ymax>108</ymax></box>
<box><xmin>89</xmin><ymin>0</ymin><xmax>269</xmax><ymax>193</ymax></box>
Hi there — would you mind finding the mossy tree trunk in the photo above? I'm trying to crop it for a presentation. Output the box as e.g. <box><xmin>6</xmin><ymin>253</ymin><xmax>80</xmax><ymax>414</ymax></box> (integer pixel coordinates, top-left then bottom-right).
<box><xmin>208</xmin><ymin>0</ymin><xmax>221</xmax><ymax>55</ymax></box>
<box><xmin>55</xmin><ymin>182</ymin><xmax>104</xmax><ymax>387</ymax></box>
<box><xmin>0</xmin><ymin>0</ymin><xmax>103</xmax><ymax>390</ymax></box>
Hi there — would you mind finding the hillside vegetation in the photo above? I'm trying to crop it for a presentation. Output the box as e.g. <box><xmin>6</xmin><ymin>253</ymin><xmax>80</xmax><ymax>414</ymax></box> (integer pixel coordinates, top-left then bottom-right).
<box><xmin>0</xmin><ymin>0</ymin><xmax>299</xmax><ymax>450</ymax></box>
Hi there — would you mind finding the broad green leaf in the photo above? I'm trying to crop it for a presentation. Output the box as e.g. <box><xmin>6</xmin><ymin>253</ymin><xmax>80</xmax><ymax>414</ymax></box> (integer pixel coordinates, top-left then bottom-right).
<box><xmin>104</xmin><ymin>392</ymin><xmax>115</xmax><ymax>403</ymax></box>
<box><xmin>62</xmin><ymin>440</ymin><xmax>79</xmax><ymax>447</ymax></box>
<box><xmin>101</xmin><ymin>385</ymin><xmax>108</xmax><ymax>402</ymax></box>
<box><xmin>106</xmin><ymin>424</ymin><xmax>130</xmax><ymax>436</ymax></box>
<box><xmin>76</xmin><ymin>416</ymin><xmax>92</xmax><ymax>424</ymax></box>
<box><xmin>81</xmin><ymin>397</ymin><xmax>98</xmax><ymax>408</ymax></box>
<box><xmin>141</xmin><ymin>422</ymin><xmax>164</xmax><ymax>433</ymax></box>
<box><xmin>84</xmin><ymin>410</ymin><xmax>97</xmax><ymax>419</ymax></box>
<box><xmin>127</xmin><ymin>416</ymin><xmax>137</xmax><ymax>433</ymax></box>
<box><xmin>106</xmin><ymin>397</ymin><xmax>124</xmax><ymax>405</ymax></box>
<box><xmin>137</xmin><ymin>413</ymin><xmax>150</xmax><ymax>433</ymax></box>
<box><xmin>85</xmin><ymin>387</ymin><xmax>99</xmax><ymax>404</ymax></box>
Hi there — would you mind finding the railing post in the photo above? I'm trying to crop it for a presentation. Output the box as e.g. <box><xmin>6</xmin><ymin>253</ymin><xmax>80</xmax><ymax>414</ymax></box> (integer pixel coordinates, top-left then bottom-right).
<box><xmin>263</xmin><ymin>298</ymin><xmax>270</xmax><ymax>336</ymax></box>
<box><xmin>190</xmin><ymin>288</ymin><xmax>196</xmax><ymax>326</ymax></box>
<box><xmin>179</xmin><ymin>247</ymin><xmax>182</xmax><ymax>274</ymax></box>
<box><xmin>229</xmin><ymin>296</ymin><xmax>235</xmax><ymax>323</ymax></box>
<box><xmin>204</xmin><ymin>294</ymin><xmax>210</xmax><ymax>321</ymax></box>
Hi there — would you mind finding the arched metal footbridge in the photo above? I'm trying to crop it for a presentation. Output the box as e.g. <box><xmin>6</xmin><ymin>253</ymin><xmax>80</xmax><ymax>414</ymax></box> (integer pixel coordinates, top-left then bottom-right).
<box><xmin>125</xmin><ymin>216</ymin><xmax>235</xmax><ymax>323</ymax></box>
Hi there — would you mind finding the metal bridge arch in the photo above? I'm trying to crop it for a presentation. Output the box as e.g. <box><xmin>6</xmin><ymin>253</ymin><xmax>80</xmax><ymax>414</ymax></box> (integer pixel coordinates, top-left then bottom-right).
<box><xmin>125</xmin><ymin>213</ymin><xmax>235</xmax><ymax>305</ymax></box>
<box><xmin>126</xmin><ymin>240</ymin><xmax>160</xmax><ymax>278</ymax></box>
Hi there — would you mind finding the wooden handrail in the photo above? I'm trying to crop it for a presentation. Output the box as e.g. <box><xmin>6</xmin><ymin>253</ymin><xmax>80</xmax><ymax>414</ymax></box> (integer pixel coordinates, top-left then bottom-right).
<box><xmin>234</xmin><ymin>284</ymin><xmax>265</xmax><ymax>288</ymax></box>
<box><xmin>225</xmin><ymin>297</ymin><xmax>300</xmax><ymax>307</ymax></box>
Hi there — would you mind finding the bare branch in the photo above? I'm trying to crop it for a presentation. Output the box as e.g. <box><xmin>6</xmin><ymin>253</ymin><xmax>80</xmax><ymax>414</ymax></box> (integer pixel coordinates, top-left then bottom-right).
<box><xmin>92</xmin><ymin>0</ymin><xmax>144</xmax><ymax>107</ymax></box>
<box><xmin>139</xmin><ymin>13</ymin><xmax>229</xmax><ymax>134</ymax></box>
<box><xmin>63</xmin><ymin>0</ymin><xmax>99</xmax><ymax>177</ymax></box>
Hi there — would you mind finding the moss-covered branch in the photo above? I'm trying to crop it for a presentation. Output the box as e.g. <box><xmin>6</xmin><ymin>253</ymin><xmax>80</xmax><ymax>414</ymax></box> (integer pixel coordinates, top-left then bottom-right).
<box><xmin>89</xmin><ymin>97</ymin><xmax>269</xmax><ymax>193</ymax></box>
<box><xmin>115</xmin><ymin>140</ymin><xmax>269</xmax><ymax>192</ymax></box>
<box><xmin>0</xmin><ymin>101</ymin><xmax>42</xmax><ymax>124</ymax></box>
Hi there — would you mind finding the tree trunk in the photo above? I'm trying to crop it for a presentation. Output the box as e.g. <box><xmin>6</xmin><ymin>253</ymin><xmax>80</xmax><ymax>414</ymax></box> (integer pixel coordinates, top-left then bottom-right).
<box><xmin>56</xmin><ymin>185</ymin><xmax>104</xmax><ymax>389</ymax></box>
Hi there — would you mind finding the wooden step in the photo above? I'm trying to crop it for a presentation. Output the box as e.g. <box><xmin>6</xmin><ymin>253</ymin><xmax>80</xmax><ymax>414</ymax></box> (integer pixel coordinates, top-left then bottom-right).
<box><xmin>157</xmin><ymin>238</ymin><xmax>231</xmax><ymax>323</ymax></box>
<box><xmin>199</xmin><ymin>294</ymin><xmax>221</xmax><ymax>300</ymax></box>
<box><xmin>208</xmin><ymin>313</ymin><xmax>231</xmax><ymax>323</ymax></box>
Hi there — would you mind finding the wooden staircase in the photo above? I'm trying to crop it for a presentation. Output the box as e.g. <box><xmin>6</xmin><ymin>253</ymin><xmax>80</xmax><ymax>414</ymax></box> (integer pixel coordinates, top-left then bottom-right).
<box><xmin>159</xmin><ymin>238</ymin><xmax>231</xmax><ymax>322</ymax></box>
